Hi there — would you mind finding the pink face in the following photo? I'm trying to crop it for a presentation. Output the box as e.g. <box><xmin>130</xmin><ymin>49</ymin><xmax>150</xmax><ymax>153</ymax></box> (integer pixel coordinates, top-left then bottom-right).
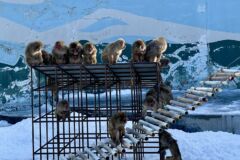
<box><xmin>55</xmin><ymin>42</ymin><xmax>63</xmax><ymax>50</ymax></box>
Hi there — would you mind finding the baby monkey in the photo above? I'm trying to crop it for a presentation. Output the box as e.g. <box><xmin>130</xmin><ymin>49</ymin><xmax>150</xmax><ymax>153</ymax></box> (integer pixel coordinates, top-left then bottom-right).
<box><xmin>68</xmin><ymin>41</ymin><xmax>83</xmax><ymax>64</ymax></box>
<box><xmin>52</xmin><ymin>41</ymin><xmax>69</xmax><ymax>64</ymax></box>
<box><xmin>108</xmin><ymin>112</ymin><xmax>127</xmax><ymax>146</ymax></box>
<box><xmin>145</xmin><ymin>37</ymin><xmax>168</xmax><ymax>62</ymax></box>
<box><xmin>131</xmin><ymin>39</ymin><xmax>146</xmax><ymax>62</ymax></box>
<box><xmin>83</xmin><ymin>42</ymin><xmax>97</xmax><ymax>65</ymax></box>
<box><xmin>55</xmin><ymin>100</ymin><xmax>71</xmax><ymax>121</ymax></box>
<box><xmin>102</xmin><ymin>38</ymin><xmax>126</xmax><ymax>65</ymax></box>
<box><xmin>25</xmin><ymin>41</ymin><xmax>44</xmax><ymax>66</ymax></box>
<box><xmin>159</xmin><ymin>130</ymin><xmax>182</xmax><ymax>160</ymax></box>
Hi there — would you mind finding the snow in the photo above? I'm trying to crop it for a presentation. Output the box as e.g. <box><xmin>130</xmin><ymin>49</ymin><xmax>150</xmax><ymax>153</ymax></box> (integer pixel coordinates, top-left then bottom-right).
<box><xmin>0</xmin><ymin>120</ymin><xmax>11</xmax><ymax>127</ymax></box>
<box><xmin>0</xmin><ymin>119</ymin><xmax>239</xmax><ymax>160</ymax></box>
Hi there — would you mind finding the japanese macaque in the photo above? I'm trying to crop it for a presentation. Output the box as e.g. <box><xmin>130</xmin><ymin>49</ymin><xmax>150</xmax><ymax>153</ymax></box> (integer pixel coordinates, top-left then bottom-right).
<box><xmin>143</xmin><ymin>83</ymin><xmax>173</xmax><ymax>116</ymax></box>
<box><xmin>55</xmin><ymin>100</ymin><xmax>71</xmax><ymax>121</ymax></box>
<box><xmin>108</xmin><ymin>112</ymin><xmax>127</xmax><ymax>146</ymax></box>
<box><xmin>25</xmin><ymin>41</ymin><xmax>44</xmax><ymax>66</ymax></box>
<box><xmin>145</xmin><ymin>37</ymin><xmax>168</xmax><ymax>62</ymax></box>
<box><xmin>68</xmin><ymin>41</ymin><xmax>83</xmax><ymax>64</ymax></box>
<box><xmin>142</xmin><ymin>95</ymin><xmax>159</xmax><ymax>116</ymax></box>
<box><xmin>131</xmin><ymin>39</ymin><xmax>146</xmax><ymax>62</ymax></box>
<box><xmin>102</xmin><ymin>38</ymin><xmax>126</xmax><ymax>65</ymax></box>
<box><xmin>52</xmin><ymin>41</ymin><xmax>69</xmax><ymax>64</ymax></box>
<box><xmin>159</xmin><ymin>130</ymin><xmax>182</xmax><ymax>160</ymax></box>
<box><xmin>42</xmin><ymin>50</ymin><xmax>53</xmax><ymax>65</ymax></box>
<box><xmin>83</xmin><ymin>42</ymin><xmax>97</xmax><ymax>64</ymax></box>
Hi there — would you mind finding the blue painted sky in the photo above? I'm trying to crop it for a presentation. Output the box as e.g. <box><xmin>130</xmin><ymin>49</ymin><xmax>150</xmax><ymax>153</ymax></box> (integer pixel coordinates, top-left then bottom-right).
<box><xmin>0</xmin><ymin>0</ymin><xmax>239</xmax><ymax>33</ymax></box>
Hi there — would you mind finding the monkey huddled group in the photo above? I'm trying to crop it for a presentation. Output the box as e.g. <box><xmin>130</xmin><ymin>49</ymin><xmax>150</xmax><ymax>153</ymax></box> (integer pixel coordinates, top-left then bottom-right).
<box><xmin>25</xmin><ymin>37</ymin><xmax>168</xmax><ymax>66</ymax></box>
<box><xmin>25</xmin><ymin>40</ymin><xmax>97</xmax><ymax>66</ymax></box>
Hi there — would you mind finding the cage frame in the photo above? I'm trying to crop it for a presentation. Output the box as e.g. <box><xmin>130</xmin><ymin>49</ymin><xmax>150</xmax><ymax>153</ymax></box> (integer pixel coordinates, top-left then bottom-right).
<box><xmin>31</xmin><ymin>63</ymin><xmax>164</xmax><ymax>160</ymax></box>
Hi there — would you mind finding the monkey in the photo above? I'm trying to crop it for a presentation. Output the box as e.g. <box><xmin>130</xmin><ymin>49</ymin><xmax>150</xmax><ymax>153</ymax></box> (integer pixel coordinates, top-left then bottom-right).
<box><xmin>131</xmin><ymin>39</ymin><xmax>146</xmax><ymax>62</ymax></box>
<box><xmin>25</xmin><ymin>41</ymin><xmax>44</xmax><ymax>66</ymax></box>
<box><xmin>108</xmin><ymin>112</ymin><xmax>127</xmax><ymax>146</ymax></box>
<box><xmin>82</xmin><ymin>42</ymin><xmax>97</xmax><ymax>65</ymax></box>
<box><xmin>143</xmin><ymin>83</ymin><xmax>173</xmax><ymax>116</ymax></box>
<box><xmin>142</xmin><ymin>95</ymin><xmax>159</xmax><ymax>116</ymax></box>
<box><xmin>55</xmin><ymin>100</ymin><xmax>71</xmax><ymax>121</ymax></box>
<box><xmin>102</xmin><ymin>38</ymin><xmax>126</xmax><ymax>65</ymax></box>
<box><xmin>145</xmin><ymin>37</ymin><xmax>168</xmax><ymax>63</ymax></box>
<box><xmin>42</xmin><ymin>50</ymin><xmax>53</xmax><ymax>65</ymax></box>
<box><xmin>159</xmin><ymin>130</ymin><xmax>182</xmax><ymax>160</ymax></box>
<box><xmin>52</xmin><ymin>41</ymin><xmax>69</xmax><ymax>64</ymax></box>
<box><xmin>68</xmin><ymin>41</ymin><xmax>83</xmax><ymax>64</ymax></box>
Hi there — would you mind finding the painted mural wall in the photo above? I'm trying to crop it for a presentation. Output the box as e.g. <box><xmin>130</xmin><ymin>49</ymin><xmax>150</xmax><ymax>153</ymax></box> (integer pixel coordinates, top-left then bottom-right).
<box><xmin>0</xmin><ymin>0</ymin><xmax>240</xmax><ymax>112</ymax></box>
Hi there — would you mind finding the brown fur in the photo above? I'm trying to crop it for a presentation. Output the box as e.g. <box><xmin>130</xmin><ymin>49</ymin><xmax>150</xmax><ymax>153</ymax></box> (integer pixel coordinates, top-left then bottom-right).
<box><xmin>145</xmin><ymin>37</ymin><xmax>167</xmax><ymax>62</ymax></box>
<box><xmin>25</xmin><ymin>41</ymin><xmax>44</xmax><ymax>66</ymax></box>
<box><xmin>42</xmin><ymin>50</ymin><xmax>53</xmax><ymax>65</ymax></box>
<box><xmin>52</xmin><ymin>41</ymin><xmax>69</xmax><ymax>64</ymax></box>
<box><xmin>143</xmin><ymin>83</ymin><xmax>173</xmax><ymax>116</ymax></box>
<box><xmin>108</xmin><ymin>112</ymin><xmax>127</xmax><ymax>145</ymax></box>
<box><xmin>102</xmin><ymin>38</ymin><xmax>126</xmax><ymax>64</ymax></box>
<box><xmin>159</xmin><ymin>130</ymin><xmax>182</xmax><ymax>160</ymax></box>
<box><xmin>83</xmin><ymin>42</ymin><xmax>97</xmax><ymax>65</ymax></box>
<box><xmin>68</xmin><ymin>41</ymin><xmax>83</xmax><ymax>64</ymax></box>
<box><xmin>131</xmin><ymin>39</ymin><xmax>146</xmax><ymax>62</ymax></box>
<box><xmin>55</xmin><ymin>100</ymin><xmax>71</xmax><ymax>121</ymax></box>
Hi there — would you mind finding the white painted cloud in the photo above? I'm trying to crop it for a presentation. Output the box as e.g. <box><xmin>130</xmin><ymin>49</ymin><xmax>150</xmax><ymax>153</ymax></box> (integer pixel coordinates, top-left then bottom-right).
<box><xmin>0</xmin><ymin>0</ymin><xmax>44</xmax><ymax>4</ymax></box>
<box><xmin>0</xmin><ymin>8</ymin><xmax>240</xmax><ymax>45</ymax></box>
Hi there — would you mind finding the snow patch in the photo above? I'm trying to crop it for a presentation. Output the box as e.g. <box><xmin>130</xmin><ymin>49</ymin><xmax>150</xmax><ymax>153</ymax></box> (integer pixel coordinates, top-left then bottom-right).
<box><xmin>0</xmin><ymin>119</ymin><xmax>240</xmax><ymax>160</ymax></box>
<box><xmin>0</xmin><ymin>120</ymin><xmax>11</xmax><ymax>127</ymax></box>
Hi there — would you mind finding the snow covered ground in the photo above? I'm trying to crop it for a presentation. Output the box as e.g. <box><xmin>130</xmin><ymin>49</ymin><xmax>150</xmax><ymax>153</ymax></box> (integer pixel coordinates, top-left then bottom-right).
<box><xmin>0</xmin><ymin>119</ymin><xmax>239</xmax><ymax>160</ymax></box>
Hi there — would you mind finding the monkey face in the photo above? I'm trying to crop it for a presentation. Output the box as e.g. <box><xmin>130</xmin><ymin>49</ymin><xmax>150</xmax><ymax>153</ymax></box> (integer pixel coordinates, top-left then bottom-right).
<box><xmin>116</xmin><ymin>39</ymin><xmax>126</xmax><ymax>50</ymax></box>
<box><xmin>84</xmin><ymin>43</ymin><xmax>95</xmax><ymax>55</ymax></box>
<box><xmin>55</xmin><ymin>100</ymin><xmax>70</xmax><ymax>120</ymax></box>
<box><xmin>156</xmin><ymin>37</ymin><xmax>167</xmax><ymax>54</ymax></box>
<box><xmin>134</xmin><ymin>40</ymin><xmax>146</xmax><ymax>54</ymax></box>
<box><xmin>53</xmin><ymin>41</ymin><xmax>68</xmax><ymax>57</ymax></box>
<box><xmin>144</xmin><ymin>96</ymin><xmax>157</xmax><ymax>108</ymax></box>
<box><xmin>54</xmin><ymin>41</ymin><xmax>64</xmax><ymax>50</ymax></box>
<box><xmin>69</xmin><ymin>42</ymin><xmax>82</xmax><ymax>56</ymax></box>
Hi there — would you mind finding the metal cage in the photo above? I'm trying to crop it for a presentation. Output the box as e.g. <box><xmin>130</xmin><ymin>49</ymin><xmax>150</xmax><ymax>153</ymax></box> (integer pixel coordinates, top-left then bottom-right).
<box><xmin>31</xmin><ymin>63</ymin><xmax>163</xmax><ymax>160</ymax></box>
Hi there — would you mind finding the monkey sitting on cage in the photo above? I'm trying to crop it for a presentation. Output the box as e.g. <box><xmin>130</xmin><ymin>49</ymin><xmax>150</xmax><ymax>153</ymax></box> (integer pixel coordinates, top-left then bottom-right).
<box><xmin>108</xmin><ymin>112</ymin><xmax>127</xmax><ymax>146</ymax></box>
<box><xmin>159</xmin><ymin>130</ymin><xmax>182</xmax><ymax>160</ymax></box>
<box><xmin>55</xmin><ymin>100</ymin><xmax>71</xmax><ymax>121</ymax></box>
<box><xmin>142</xmin><ymin>82</ymin><xmax>173</xmax><ymax>116</ymax></box>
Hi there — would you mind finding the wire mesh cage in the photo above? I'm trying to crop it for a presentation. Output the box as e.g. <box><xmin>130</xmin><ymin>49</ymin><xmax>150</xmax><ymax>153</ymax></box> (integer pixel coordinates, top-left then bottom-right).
<box><xmin>31</xmin><ymin>63</ymin><xmax>163</xmax><ymax>160</ymax></box>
